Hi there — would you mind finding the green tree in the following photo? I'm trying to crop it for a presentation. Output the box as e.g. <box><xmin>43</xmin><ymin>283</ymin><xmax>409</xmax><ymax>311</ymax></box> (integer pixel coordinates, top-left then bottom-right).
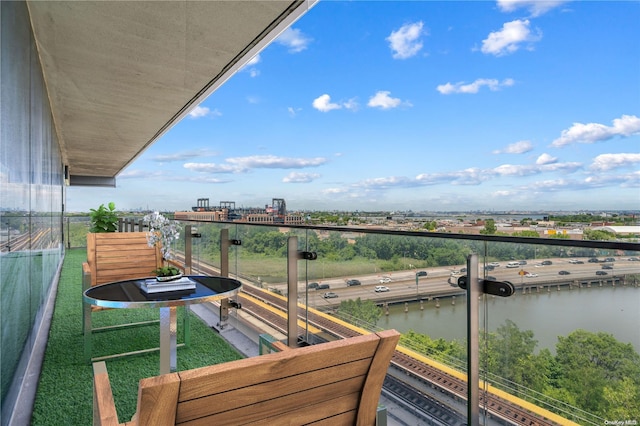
<box><xmin>479</xmin><ymin>219</ymin><xmax>497</xmax><ymax>235</ymax></box>
<box><xmin>337</xmin><ymin>298</ymin><xmax>382</xmax><ymax>326</ymax></box>
<box><xmin>553</xmin><ymin>330</ymin><xmax>640</xmax><ymax>415</ymax></box>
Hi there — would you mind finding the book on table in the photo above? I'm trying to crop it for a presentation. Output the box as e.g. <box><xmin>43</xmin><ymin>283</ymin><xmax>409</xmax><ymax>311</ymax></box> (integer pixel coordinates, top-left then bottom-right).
<box><xmin>140</xmin><ymin>277</ymin><xmax>196</xmax><ymax>294</ymax></box>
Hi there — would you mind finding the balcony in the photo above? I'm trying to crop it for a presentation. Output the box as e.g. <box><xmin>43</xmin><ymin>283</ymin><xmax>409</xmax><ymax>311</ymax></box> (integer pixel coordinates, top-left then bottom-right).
<box><xmin>33</xmin><ymin>217</ymin><xmax>640</xmax><ymax>425</ymax></box>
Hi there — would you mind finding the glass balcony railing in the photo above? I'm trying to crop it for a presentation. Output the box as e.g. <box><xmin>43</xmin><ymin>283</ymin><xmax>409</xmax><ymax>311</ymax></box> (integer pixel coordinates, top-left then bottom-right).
<box><xmin>68</xmin><ymin>216</ymin><xmax>640</xmax><ymax>425</ymax></box>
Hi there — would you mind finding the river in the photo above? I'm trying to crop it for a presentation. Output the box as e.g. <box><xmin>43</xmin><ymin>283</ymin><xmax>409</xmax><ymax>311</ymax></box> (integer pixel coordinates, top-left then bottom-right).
<box><xmin>379</xmin><ymin>285</ymin><xmax>640</xmax><ymax>353</ymax></box>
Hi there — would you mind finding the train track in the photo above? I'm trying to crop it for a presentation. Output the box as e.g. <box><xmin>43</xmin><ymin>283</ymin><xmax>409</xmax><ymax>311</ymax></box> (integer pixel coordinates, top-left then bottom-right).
<box><xmin>238</xmin><ymin>284</ymin><xmax>567</xmax><ymax>426</ymax></box>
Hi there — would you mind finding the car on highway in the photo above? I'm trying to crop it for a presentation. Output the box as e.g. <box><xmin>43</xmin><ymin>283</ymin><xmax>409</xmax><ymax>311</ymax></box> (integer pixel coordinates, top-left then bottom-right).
<box><xmin>588</xmin><ymin>258</ymin><xmax>600</xmax><ymax>263</ymax></box>
<box><xmin>316</xmin><ymin>283</ymin><xmax>330</xmax><ymax>290</ymax></box>
<box><xmin>595</xmin><ymin>271</ymin><xmax>608</xmax><ymax>276</ymax></box>
<box><xmin>379</xmin><ymin>277</ymin><xmax>392</xmax><ymax>284</ymax></box>
<box><xmin>416</xmin><ymin>271</ymin><xmax>428</xmax><ymax>277</ymax></box>
<box><xmin>307</xmin><ymin>282</ymin><xmax>319</xmax><ymax>289</ymax></box>
<box><xmin>518</xmin><ymin>260</ymin><xmax>527</xmax><ymax>265</ymax></box>
<box><xmin>628</xmin><ymin>257</ymin><xmax>640</xmax><ymax>261</ymax></box>
<box><xmin>541</xmin><ymin>260</ymin><xmax>553</xmax><ymax>265</ymax></box>
<box><xmin>558</xmin><ymin>270</ymin><xmax>571</xmax><ymax>275</ymax></box>
<box><xmin>322</xmin><ymin>292</ymin><xmax>338</xmax><ymax>298</ymax></box>
<box><xmin>375</xmin><ymin>286</ymin><xmax>390</xmax><ymax>292</ymax></box>
<box><xmin>601</xmin><ymin>265</ymin><xmax>613</xmax><ymax>269</ymax></box>
<box><xmin>525</xmin><ymin>272</ymin><xmax>538</xmax><ymax>278</ymax></box>
<box><xmin>346</xmin><ymin>279</ymin><xmax>361</xmax><ymax>286</ymax></box>
<box><xmin>568</xmin><ymin>259</ymin><xmax>583</xmax><ymax>264</ymax></box>
<box><xmin>488</xmin><ymin>262</ymin><xmax>500</xmax><ymax>267</ymax></box>
<box><xmin>604</xmin><ymin>257</ymin><xmax>615</xmax><ymax>262</ymax></box>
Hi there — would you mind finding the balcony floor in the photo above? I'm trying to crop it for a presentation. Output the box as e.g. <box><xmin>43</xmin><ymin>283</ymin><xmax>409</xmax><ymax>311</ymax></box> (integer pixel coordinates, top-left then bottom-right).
<box><xmin>30</xmin><ymin>249</ymin><xmax>244</xmax><ymax>425</ymax></box>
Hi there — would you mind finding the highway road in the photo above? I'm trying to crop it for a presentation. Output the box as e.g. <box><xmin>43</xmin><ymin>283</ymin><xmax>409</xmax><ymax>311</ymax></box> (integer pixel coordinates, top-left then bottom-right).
<box><xmin>267</xmin><ymin>256</ymin><xmax>640</xmax><ymax>308</ymax></box>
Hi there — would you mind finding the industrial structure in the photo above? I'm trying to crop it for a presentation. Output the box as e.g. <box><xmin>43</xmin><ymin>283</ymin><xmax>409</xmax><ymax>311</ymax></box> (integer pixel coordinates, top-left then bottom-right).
<box><xmin>176</xmin><ymin>198</ymin><xmax>304</xmax><ymax>225</ymax></box>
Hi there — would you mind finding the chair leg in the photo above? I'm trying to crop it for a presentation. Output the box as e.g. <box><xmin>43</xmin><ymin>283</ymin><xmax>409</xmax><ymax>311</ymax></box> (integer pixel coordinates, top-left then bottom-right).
<box><xmin>84</xmin><ymin>302</ymin><xmax>92</xmax><ymax>363</ymax></box>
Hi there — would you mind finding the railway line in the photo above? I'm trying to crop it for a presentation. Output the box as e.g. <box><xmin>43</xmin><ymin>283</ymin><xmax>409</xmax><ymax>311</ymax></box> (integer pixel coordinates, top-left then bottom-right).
<box><xmin>237</xmin><ymin>284</ymin><xmax>578</xmax><ymax>426</ymax></box>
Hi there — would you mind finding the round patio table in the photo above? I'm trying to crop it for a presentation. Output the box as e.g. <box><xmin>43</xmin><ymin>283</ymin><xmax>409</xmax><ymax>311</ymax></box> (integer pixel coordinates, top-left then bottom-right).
<box><xmin>83</xmin><ymin>275</ymin><xmax>241</xmax><ymax>374</ymax></box>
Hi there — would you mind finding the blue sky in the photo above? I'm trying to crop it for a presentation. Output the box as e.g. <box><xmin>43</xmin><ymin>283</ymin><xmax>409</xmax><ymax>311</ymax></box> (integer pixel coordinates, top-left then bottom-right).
<box><xmin>68</xmin><ymin>1</ymin><xmax>640</xmax><ymax>213</ymax></box>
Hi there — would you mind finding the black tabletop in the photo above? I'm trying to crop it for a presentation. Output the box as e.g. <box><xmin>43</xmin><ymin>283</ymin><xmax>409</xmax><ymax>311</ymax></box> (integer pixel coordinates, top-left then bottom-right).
<box><xmin>83</xmin><ymin>275</ymin><xmax>242</xmax><ymax>309</ymax></box>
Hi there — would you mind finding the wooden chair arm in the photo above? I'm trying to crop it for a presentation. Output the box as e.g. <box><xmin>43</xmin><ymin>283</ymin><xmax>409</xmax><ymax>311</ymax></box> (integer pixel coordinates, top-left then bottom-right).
<box><xmin>92</xmin><ymin>361</ymin><xmax>123</xmax><ymax>426</ymax></box>
<box><xmin>271</xmin><ymin>341</ymin><xmax>292</xmax><ymax>352</ymax></box>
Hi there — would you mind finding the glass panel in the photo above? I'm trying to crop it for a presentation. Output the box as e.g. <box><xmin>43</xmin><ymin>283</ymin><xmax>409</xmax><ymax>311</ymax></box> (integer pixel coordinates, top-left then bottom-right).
<box><xmin>480</xmin><ymin>241</ymin><xmax>640</xmax><ymax>425</ymax></box>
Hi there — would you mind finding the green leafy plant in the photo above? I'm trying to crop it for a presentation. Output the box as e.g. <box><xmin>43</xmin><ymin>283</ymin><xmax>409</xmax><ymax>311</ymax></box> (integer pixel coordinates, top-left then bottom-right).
<box><xmin>152</xmin><ymin>265</ymin><xmax>181</xmax><ymax>277</ymax></box>
<box><xmin>89</xmin><ymin>202</ymin><xmax>118</xmax><ymax>233</ymax></box>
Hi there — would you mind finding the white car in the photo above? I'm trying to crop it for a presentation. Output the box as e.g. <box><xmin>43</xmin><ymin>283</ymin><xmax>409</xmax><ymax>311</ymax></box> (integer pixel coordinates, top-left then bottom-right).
<box><xmin>525</xmin><ymin>272</ymin><xmax>538</xmax><ymax>278</ymax></box>
<box><xmin>375</xmin><ymin>286</ymin><xmax>390</xmax><ymax>292</ymax></box>
<box><xmin>379</xmin><ymin>277</ymin><xmax>392</xmax><ymax>284</ymax></box>
<box><xmin>488</xmin><ymin>262</ymin><xmax>500</xmax><ymax>267</ymax></box>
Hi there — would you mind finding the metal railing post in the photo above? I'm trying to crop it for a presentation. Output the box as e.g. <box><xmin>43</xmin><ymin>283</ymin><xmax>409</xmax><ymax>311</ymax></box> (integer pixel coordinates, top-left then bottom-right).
<box><xmin>287</xmin><ymin>236</ymin><xmax>298</xmax><ymax>347</ymax></box>
<box><xmin>467</xmin><ymin>253</ymin><xmax>480</xmax><ymax>425</ymax></box>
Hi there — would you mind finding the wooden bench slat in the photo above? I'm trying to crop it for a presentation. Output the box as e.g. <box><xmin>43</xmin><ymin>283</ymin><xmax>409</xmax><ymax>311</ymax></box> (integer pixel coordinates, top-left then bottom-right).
<box><xmin>178</xmin><ymin>383</ymin><xmax>362</xmax><ymax>426</ymax></box>
<box><xmin>175</xmin><ymin>362</ymin><xmax>369</xmax><ymax>422</ymax></box>
<box><xmin>177</xmin><ymin>334</ymin><xmax>380</xmax><ymax>400</ymax></box>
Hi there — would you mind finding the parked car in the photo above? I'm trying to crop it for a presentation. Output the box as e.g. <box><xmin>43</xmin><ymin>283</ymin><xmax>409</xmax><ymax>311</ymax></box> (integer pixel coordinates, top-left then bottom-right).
<box><xmin>558</xmin><ymin>270</ymin><xmax>570</xmax><ymax>275</ymax></box>
<box><xmin>322</xmin><ymin>292</ymin><xmax>338</xmax><ymax>298</ymax></box>
<box><xmin>346</xmin><ymin>279</ymin><xmax>361</xmax><ymax>286</ymax></box>
<box><xmin>596</xmin><ymin>271</ymin><xmax>608</xmax><ymax>276</ymax></box>
<box><xmin>601</xmin><ymin>265</ymin><xmax>613</xmax><ymax>269</ymax></box>
<box><xmin>317</xmin><ymin>283</ymin><xmax>330</xmax><ymax>290</ymax></box>
<box><xmin>375</xmin><ymin>286</ymin><xmax>390</xmax><ymax>292</ymax></box>
<box><xmin>307</xmin><ymin>282</ymin><xmax>319</xmax><ymax>289</ymax></box>
<box><xmin>379</xmin><ymin>277</ymin><xmax>392</xmax><ymax>284</ymax></box>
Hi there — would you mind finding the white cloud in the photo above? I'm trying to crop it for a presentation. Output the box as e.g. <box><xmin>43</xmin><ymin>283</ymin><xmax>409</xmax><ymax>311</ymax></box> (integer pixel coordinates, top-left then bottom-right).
<box><xmin>386</xmin><ymin>21</ymin><xmax>425</xmax><ymax>59</ymax></box>
<box><xmin>276</xmin><ymin>27</ymin><xmax>312</xmax><ymax>53</ymax></box>
<box><xmin>184</xmin><ymin>163</ymin><xmax>240</xmax><ymax>174</ymax></box>
<box><xmin>551</xmin><ymin>114</ymin><xmax>640</xmax><ymax>147</ymax></box>
<box><xmin>590</xmin><ymin>153</ymin><xmax>640</xmax><ymax>171</ymax></box>
<box><xmin>287</xmin><ymin>106</ymin><xmax>302</xmax><ymax>117</ymax></box>
<box><xmin>188</xmin><ymin>105</ymin><xmax>221</xmax><ymax>119</ymax></box>
<box><xmin>497</xmin><ymin>0</ymin><xmax>568</xmax><ymax>17</ymax></box>
<box><xmin>225</xmin><ymin>155</ymin><xmax>327</xmax><ymax>170</ymax></box>
<box><xmin>437</xmin><ymin>78</ymin><xmax>514</xmax><ymax>94</ymax></box>
<box><xmin>282</xmin><ymin>172</ymin><xmax>321</xmax><ymax>183</ymax></box>
<box><xmin>343</xmin><ymin>98</ymin><xmax>359</xmax><ymax>111</ymax></box>
<box><xmin>492</xmin><ymin>140</ymin><xmax>533</xmax><ymax>154</ymax></box>
<box><xmin>481</xmin><ymin>19</ymin><xmax>541</xmax><ymax>56</ymax></box>
<box><xmin>536</xmin><ymin>153</ymin><xmax>557</xmax><ymax>165</ymax></box>
<box><xmin>184</xmin><ymin>155</ymin><xmax>327</xmax><ymax>174</ymax></box>
<box><xmin>367</xmin><ymin>91</ymin><xmax>405</xmax><ymax>109</ymax></box>
<box><xmin>312</xmin><ymin>94</ymin><xmax>342</xmax><ymax>112</ymax></box>
<box><xmin>246</xmin><ymin>54</ymin><xmax>260</xmax><ymax>66</ymax></box>
<box><xmin>151</xmin><ymin>149</ymin><xmax>218</xmax><ymax>163</ymax></box>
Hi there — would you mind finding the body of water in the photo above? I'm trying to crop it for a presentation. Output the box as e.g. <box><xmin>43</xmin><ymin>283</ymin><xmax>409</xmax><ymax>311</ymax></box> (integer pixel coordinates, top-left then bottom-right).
<box><xmin>379</xmin><ymin>286</ymin><xmax>640</xmax><ymax>353</ymax></box>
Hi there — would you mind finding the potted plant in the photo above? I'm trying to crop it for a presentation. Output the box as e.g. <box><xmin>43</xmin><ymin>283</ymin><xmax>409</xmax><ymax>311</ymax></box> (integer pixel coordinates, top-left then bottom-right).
<box><xmin>89</xmin><ymin>202</ymin><xmax>118</xmax><ymax>233</ymax></box>
<box><xmin>143</xmin><ymin>212</ymin><xmax>182</xmax><ymax>280</ymax></box>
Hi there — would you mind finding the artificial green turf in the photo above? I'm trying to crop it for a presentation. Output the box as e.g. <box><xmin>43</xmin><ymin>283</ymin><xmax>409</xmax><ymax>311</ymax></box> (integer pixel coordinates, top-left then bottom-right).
<box><xmin>31</xmin><ymin>248</ymin><xmax>244</xmax><ymax>425</ymax></box>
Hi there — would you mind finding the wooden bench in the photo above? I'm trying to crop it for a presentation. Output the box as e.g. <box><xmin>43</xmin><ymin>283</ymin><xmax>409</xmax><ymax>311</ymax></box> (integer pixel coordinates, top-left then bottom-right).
<box><xmin>93</xmin><ymin>329</ymin><xmax>400</xmax><ymax>426</ymax></box>
<box><xmin>82</xmin><ymin>232</ymin><xmax>188</xmax><ymax>362</ymax></box>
